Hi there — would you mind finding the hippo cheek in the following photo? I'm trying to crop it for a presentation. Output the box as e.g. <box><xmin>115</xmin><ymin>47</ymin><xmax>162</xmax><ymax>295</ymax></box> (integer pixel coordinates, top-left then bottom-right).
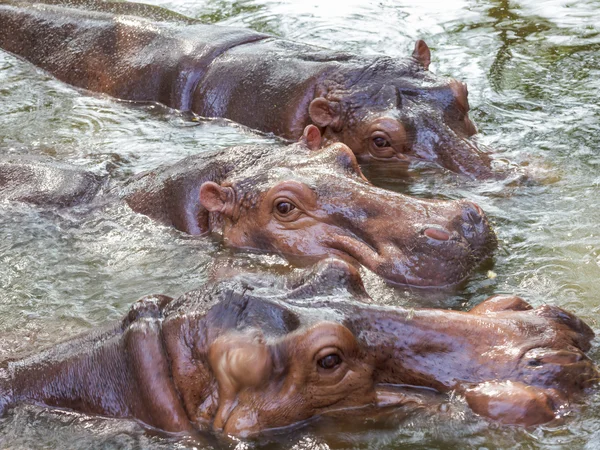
<box><xmin>256</xmin><ymin>223</ymin><xmax>342</xmax><ymax>260</ymax></box>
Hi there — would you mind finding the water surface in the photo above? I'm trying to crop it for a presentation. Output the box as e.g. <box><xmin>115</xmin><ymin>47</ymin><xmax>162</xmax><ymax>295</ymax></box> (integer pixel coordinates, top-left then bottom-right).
<box><xmin>1</xmin><ymin>0</ymin><xmax>599</xmax><ymax>448</ymax></box>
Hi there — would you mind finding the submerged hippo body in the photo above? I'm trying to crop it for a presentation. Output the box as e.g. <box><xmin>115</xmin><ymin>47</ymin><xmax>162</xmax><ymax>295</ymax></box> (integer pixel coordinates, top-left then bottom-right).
<box><xmin>0</xmin><ymin>259</ymin><xmax>596</xmax><ymax>437</ymax></box>
<box><xmin>0</xmin><ymin>128</ymin><xmax>496</xmax><ymax>287</ymax></box>
<box><xmin>0</xmin><ymin>155</ymin><xmax>104</xmax><ymax>207</ymax></box>
<box><xmin>0</xmin><ymin>0</ymin><xmax>498</xmax><ymax>179</ymax></box>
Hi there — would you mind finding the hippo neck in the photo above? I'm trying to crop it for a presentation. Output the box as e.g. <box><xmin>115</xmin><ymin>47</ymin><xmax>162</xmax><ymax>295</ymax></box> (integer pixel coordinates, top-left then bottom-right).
<box><xmin>2</xmin><ymin>314</ymin><xmax>192</xmax><ymax>431</ymax></box>
<box><xmin>119</xmin><ymin>151</ymin><xmax>233</xmax><ymax>235</ymax></box>
<box><xmin>161</xmin><ymin>310</ymin><xmax>219</xmax><ymax>429</ymax></box>
<box><xmin>4</xmin><ymin>323</ymin><xmax>137</xmax><ymax>417</ymax></box>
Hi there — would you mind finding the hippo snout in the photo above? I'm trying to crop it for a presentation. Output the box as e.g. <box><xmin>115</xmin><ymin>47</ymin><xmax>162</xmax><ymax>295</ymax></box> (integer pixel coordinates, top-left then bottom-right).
<box><xmin>419</xmin><ymin>201</ymin><xmax>488</xmax><ymax>244</ymax></box>
<box><xmin>462</xmin><ymin>201</ymin><xmax>485</xmax><ymax>225</ymax></box>
<box><xmin>454</xmin><ymin>200</ymin><xmax>497</xmax><ymax>259</ymax></box>
<box><xmin>518</xmin><ymin>346</ymin><xmax>598</xmax><ymax>392</ymax></box>
<box><xmin>422</xmin><ymin>226</ymin><xmax>452</xmax><ymax>242</ymax></box>
<box><xmin>523</xmin><ymin>348</ymin><xmax>584</xmax><ymax>366</ymax></box>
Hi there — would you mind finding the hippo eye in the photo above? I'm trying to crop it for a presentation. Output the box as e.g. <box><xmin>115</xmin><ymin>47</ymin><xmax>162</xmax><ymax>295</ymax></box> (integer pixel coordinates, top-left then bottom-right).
<box><xmin>317</xmin><ymin>353</ymin><xmax>342</xmax><ymax>370</ymax></box>
<box><xmin>275</xmin><ymin>201</ymin><xmax>295</xmax><ymax>215</ymax></box>
<box><xmin>372</xmin><ymin>136</ymin><xmax>390</xmax><ymax>148</ymax></box>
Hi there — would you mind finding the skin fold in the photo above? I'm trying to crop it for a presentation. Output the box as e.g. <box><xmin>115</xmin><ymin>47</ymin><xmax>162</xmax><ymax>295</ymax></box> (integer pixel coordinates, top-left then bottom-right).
<box><xmin>0</xmin><ymin>259</ymin><xmax>596</xmax><ymax>437</ymax></box>
<box><xmin>0</xmin><ymin>127</ymin><xmax>497</xmax><ymax>287</ymax></box>
<box><xmin>0</xmin><ymin>0</ymin><xmax>504</xmax><ymax>179</ymax></box>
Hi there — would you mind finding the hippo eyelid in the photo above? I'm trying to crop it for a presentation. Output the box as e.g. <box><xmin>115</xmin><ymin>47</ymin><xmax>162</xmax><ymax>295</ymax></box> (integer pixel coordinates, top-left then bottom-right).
<box><xmin>267</xmin><ymin>181</ymin><xmax>316</xmax><ymax>208</ymax></box>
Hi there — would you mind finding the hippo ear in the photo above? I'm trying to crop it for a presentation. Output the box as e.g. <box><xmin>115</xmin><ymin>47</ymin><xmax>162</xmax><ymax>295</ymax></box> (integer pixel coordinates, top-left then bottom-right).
<box><xmin>412</xmin><ymin>40</ymin><xmax>431</xmax><ymax>70</ymax></box>
<box><xmin>299</xmin><ymin>125</ymin><xmax>322</xmax><ymax>150</ymax></box>
<box><xmin>199</xmin><ymin>181</ymin><xmax>234</xmax><ymax>216</ymax></box>
<box><xmin>308</xmin><ymin>97</ymin><xmax>342</xmax><ymax>131</ymax></box>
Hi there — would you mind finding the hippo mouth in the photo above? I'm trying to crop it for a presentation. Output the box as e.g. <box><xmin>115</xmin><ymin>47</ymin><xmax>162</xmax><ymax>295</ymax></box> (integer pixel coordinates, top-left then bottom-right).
<box><xmin>220</xmin><ymin>384</ymin><xmax>439</xmax><ymax>438</ymax></box>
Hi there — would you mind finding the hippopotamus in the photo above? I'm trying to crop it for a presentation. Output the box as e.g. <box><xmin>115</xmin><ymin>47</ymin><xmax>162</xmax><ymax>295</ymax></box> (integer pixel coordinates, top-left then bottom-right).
<box><xmin>0</xmin><ymin>126</ymin><xmax>497</xmax><ymax>287</ymax></box>
<box><xmin>0</xmin><ymin>0</ymin><xmax>499</xmax><ymax>179</ymax></box>
<box><xmin>0</xmin><ymin>259</ymin><xmax>596</xmax><ymax>437</ymax></box>
<box><xmin>0</xmin><ymin>154</ymin><xmax>104</xmax><ymax>207</ymax></box>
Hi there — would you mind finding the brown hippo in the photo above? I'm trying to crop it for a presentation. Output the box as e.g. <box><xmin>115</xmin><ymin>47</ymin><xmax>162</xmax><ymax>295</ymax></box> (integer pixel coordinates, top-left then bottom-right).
<box><xmin>0</xmin><ymin>127</ymin><xmax>496</xmax><ymax>287</ymax></box>
<box><xmin>0</xmin><ymin>259</ymin><xmax>596</xmax><ymax>438</ymax></box>
<box><xmin>0</xmin><ymin>0</ymin><xmax>499</xmax><ymax>179</ymax></box>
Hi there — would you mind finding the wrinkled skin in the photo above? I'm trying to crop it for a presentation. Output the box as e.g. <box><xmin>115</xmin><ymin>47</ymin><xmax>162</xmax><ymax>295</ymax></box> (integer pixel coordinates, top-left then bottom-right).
<box><xmin>0</xmin><ymin>127</ymin><xmax>497</xmax><ymax>287</ymax></box>
<box><xmin>0</xmin><ymin>0</ymin><xmax>499</xmax><ymax>179</ymax></box>
<box><xmin>0</xmin><ymin>259</ymin><xmax>596</xmax><ymax>437</ymax></box>
<box><xmin>119</xmin><ymin>126</ymin><xmax>497</xmax><ymax>287</ymax></box>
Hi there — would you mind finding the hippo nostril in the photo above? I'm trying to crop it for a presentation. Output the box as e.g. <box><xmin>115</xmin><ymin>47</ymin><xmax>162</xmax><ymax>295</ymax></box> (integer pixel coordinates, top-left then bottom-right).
<box><xmin>524</xmin><ymin>348</ymin><xmax>584</xmax><ymax>366</ymax></box>
<box><xmin>423</xmin><ymin>227</ymin><xmax>452</xmax><ymax>241</ymax></box>
<box><xmin>462</xmin><ymin>201</ymin><xmax>484</xmax><ymax>225</ymax></box>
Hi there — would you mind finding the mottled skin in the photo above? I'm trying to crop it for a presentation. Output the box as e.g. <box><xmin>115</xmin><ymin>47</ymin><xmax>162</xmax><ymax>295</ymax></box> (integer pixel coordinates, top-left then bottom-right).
<box><xmin>0</xmin><ymin>127</ymin><xmax>497</xmax><ymax>287</ymax></box>
<box><xmin>0</xmin><ymin>259</ymin><xmax>596</xmax><ymax>437</ymax></box>
<box><xmin>0</xmin><ymin>0</ymin><xmax>498</xmax><ymax>179</ymax></box>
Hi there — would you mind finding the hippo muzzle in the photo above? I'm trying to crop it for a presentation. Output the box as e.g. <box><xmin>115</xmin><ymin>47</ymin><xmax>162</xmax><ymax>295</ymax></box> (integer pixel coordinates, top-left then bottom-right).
<box><xmin>329</xmin><ymin>194</ymin><xmax>496</xmax><ymax>287</ymax></box>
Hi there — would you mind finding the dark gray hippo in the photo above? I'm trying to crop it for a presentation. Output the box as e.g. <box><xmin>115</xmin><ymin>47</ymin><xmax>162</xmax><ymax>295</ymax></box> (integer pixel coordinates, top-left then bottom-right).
<box><xmin>0</xmin><ymin>154</ymin><xmax>103</xmax><ymax>207</ymax></box>
<box><xmin>0</xmin><ymin>127</ymin><xmax>497</xmax><ymax>287</ymax></box>
<box><xmin>0</xmin><ymin>0</ymin><xmax>500</xmax><ymax>179</ymax></box>
<box><xmin>0</xmin><ymin>259</ymin><xmax>596</xmax><ymax>437</ymax></box>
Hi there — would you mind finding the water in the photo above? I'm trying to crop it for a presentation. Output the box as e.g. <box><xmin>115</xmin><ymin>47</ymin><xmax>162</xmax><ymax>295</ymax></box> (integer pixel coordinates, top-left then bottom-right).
<box><xmin>1</xmin><ymin>0</ymin><xmax>599</xmax><ymax>448</ymax></box>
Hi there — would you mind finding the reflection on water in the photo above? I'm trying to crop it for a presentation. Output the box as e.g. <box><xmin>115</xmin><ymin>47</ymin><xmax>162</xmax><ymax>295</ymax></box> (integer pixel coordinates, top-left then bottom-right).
<box><xmin>1</xmin><ymin>0</ymin><xmax>600</xmax><ymax>448</ymax></box>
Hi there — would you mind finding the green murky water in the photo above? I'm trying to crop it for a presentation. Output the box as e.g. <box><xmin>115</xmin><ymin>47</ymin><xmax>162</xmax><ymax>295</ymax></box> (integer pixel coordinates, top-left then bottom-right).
<box><xmin>1</xmin><ymin>0</ymin><xmax>600</xmax><ymax>448</ymax></box>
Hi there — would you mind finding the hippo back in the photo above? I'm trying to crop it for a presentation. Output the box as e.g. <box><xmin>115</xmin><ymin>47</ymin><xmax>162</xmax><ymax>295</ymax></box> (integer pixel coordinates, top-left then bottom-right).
<box><xmin>0</xmin><ymin>155</ymin><xmax>103</xmax><ymax>207</ymax></box>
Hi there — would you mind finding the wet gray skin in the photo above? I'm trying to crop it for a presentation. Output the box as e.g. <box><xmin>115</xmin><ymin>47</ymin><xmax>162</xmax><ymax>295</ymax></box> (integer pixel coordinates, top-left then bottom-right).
<box><xmin>0</xmin><ymin>155</ymin><xmax>104</xmax><ymax>207</ymax></box>
<box><xmin>0</xmin><ymin>259</ymin><xmax>596</xmax><ymax>438</ymax></box>
<box><xmin>0</xmin><ymin>0</ymin><xmax>499</xmax><ymax>179</ymax></box>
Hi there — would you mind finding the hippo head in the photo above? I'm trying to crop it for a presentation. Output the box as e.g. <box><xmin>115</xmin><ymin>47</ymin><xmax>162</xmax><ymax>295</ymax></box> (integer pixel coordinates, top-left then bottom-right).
<box><xmin>307</xmin><ymin>41</ymin><xmax>496</xmax><ymax>179</ymax></box>
<box><xmin>160</xmin><ymin>259</ymin><xmax>597</xmax><ymax>437</ymax></box>
<box><xmin>199</xmin><ymin>126</ymin><xmax>496</xmax><ymax>287</ymax></box>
